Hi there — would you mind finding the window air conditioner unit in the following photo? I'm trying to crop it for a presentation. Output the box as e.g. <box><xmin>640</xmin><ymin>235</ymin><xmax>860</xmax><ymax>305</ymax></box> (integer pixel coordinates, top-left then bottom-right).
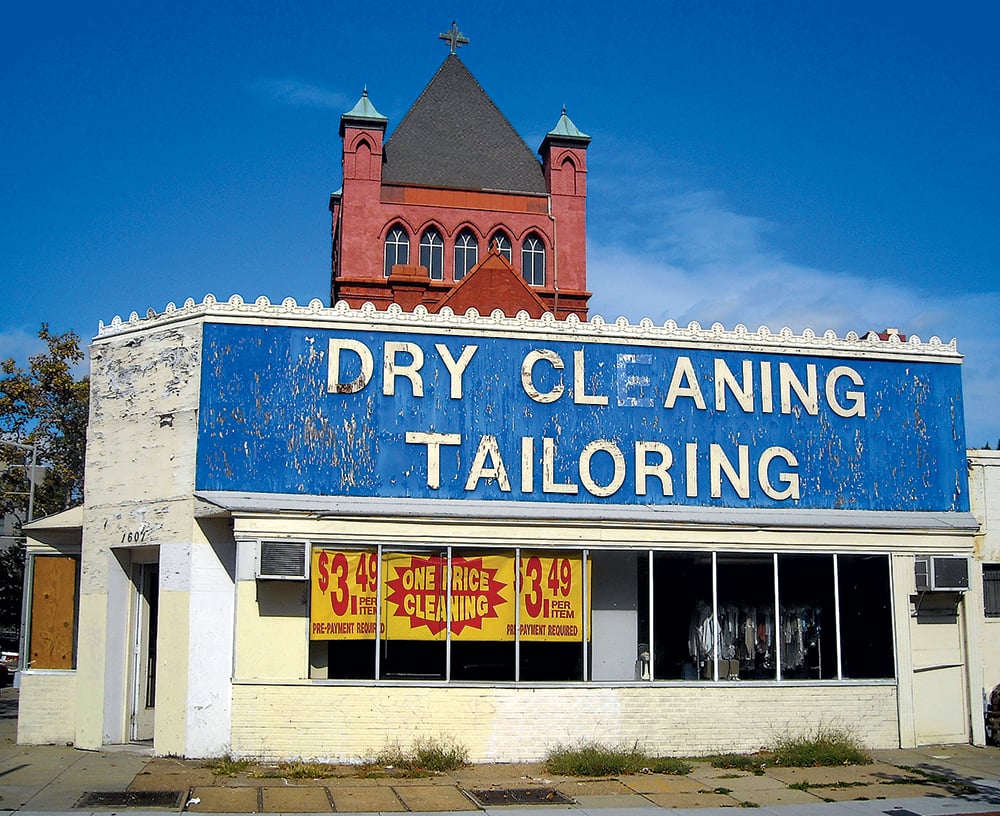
<box><xmin>914</xmin><ymin>556</ymin><xmax>970</xmax><ymax>592</ymax></box>
<box><xmin>256</xmin><ymin>541</ymin><xmax>309</xmax><ymax>581</ymax></box>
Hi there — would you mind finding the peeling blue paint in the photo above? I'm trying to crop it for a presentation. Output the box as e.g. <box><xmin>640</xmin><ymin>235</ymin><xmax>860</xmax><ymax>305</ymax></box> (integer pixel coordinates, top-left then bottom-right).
<box><xmin>196</xmin><ymin>323</ymin><xmax>968</xmax><ymax>512</ymax></box>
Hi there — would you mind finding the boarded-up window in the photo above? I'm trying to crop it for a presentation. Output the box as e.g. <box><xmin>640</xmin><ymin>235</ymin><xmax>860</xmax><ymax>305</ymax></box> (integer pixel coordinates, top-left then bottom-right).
<box><xmin>29</xmin><ymin>556</ymin><xmax>77</xmax><ymax>669</ymax></box>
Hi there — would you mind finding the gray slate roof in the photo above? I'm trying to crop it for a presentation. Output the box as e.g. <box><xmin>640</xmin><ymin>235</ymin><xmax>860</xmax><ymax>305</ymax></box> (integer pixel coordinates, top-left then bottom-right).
<box><xmin>382</xmin><ymin>55</ymin><xmax>547</xmax><ymax>195</ymax></box>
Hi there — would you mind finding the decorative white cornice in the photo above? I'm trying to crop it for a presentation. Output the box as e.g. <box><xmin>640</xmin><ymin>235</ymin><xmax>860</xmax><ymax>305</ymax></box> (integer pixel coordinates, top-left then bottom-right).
<box><xmin>96</xmin><ymin>295</ymin><xmax>962</xmax><ymax>361</ymax></box>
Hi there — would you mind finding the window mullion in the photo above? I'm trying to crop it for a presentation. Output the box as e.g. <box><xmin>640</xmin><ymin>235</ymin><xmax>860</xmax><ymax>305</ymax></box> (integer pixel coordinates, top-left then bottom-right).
<box><xmin>711</xmin><ymin>551</ymin><xmax>719</xmax><ymax>682</ymax></box>
<box><xmin>833</xmin><ymin>554</ymin><xmax>843</xmax><ymax>680</ymax></box>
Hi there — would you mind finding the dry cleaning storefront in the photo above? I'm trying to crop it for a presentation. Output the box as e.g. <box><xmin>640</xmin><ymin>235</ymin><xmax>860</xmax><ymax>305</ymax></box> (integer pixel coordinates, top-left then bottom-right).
<box><xmin>17</xmin><ymin>296</ymin><xmax>983</xmax><ymax>759</ymax></box>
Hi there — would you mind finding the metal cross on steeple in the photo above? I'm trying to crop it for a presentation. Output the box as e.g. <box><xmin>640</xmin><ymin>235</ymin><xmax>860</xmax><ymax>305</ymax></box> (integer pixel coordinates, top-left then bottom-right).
<box><xmin>439</xmin><ymin>21</ymin><xmax>469</xmax><ymax>54</ymax></box>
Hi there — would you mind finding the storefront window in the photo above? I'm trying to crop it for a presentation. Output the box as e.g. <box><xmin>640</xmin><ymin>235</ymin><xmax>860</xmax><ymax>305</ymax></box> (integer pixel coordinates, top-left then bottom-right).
<box><xmin>450</xmin><ymin>550</ymin><xmax>515</xmax><ymax>682</ymax></box>
<box><xmin>652</xmin><ymin>553</ymin><xmax>712</xmax><ymax>680</ymax></box>
<box><xmin>717</xmin><ymin>554</ymin><xmax>777</xmax><ymax>681</ymax></box>
<box><xmin>589</xmin><ymin>551</ymin><xmax>645</xmax><ymax>681</ymax></box>
<box><xmin>519</xmin><ymin>551</ymin><xmax>587</xmax><ymax>681</ymax></box>
<box><xmin>380</xmin><ymin>550</ymin><xmax>447</xmax><ymax>680</ymax></box>
<box><xmin>778</xmin><ymin>554</ymin><xmax>836</xmax><ymax>679</ymax></box>
<box><xmin>837</xmin><ymin>554</ymin><xmax>895</xmax><ymax>679</ymax></box>
<box><xmin>308</xmin><ymin>545</ymin><xmax>896</xmax><ymax>684</ymax></box>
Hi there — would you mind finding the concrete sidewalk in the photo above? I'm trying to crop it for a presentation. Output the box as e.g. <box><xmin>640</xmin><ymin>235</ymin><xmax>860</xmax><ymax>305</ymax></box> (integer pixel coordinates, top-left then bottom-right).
<box><xmin>3</xmin><ymin>687</ymin><xmax>1000</xmax><ymax>814</ymax></box>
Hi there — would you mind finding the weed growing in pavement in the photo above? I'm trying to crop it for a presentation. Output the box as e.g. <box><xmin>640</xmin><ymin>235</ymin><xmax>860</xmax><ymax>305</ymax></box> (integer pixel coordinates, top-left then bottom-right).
<box><xmin>788</xmin><ymin>780</ymin><xmax>867</xmax><ymax>791</ymax></box>
<box><xmin>702</xmin><ymin>726</ymin><xmax>870</xmax><ymax>773</ymax></box>
<box><xmin>205</xmin><ymin>755</ymin><xmax>255</xmax><ymax>776</ymax></box>
<box><xmin>411</xmin><ymin>736</ymin><xmax>469</xmax><ymax>771</ymax></box>
<box><xmin>264</xmin><ymin>761</ymin><xmax>343</xmax><ymax>779</ymax></box>
<box><xmin>704</xmin><ymin>753</ymin><xmax>769</xmax><ymax>775</ymax></box>
<box><xmin>360</xmin><ymin>737</ymin><xmax>468</xmax><ymax>777</ymax></box>
<box><xmin>771</xmin><ymin>726</ymin><xmax>871</xmax><ymax>767</ymax></box>
<box><xmin>646</xmin><ymin>756</ymin><xmax>693</xmax><ymax>775</ymax></box>
<box><xmin>544</xmin><ymin>742</ymin><xmax>692</xmax><ymax>776</ymax></box>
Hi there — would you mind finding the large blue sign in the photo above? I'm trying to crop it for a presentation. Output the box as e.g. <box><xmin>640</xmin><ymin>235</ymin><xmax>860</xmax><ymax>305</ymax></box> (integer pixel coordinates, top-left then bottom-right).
<box><xmin>196</xmin><ymin>322</ymin><xmax>968</xmax><ymax>512</ymax></box>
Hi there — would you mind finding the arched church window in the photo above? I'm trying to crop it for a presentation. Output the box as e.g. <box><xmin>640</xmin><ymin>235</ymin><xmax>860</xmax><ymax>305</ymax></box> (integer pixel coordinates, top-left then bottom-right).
<box><xmin>521</xmin><ymin>234</ymin><xmax>545</xmax><ymax>286</ymax></box>
<box><xmin>454</xmin><ymin>230</ymin><xmax>478</xmax><ymax>281</ymax></box>
<box><xmin>490</xmin><ymin>231</ymin><xmax>512</xmax><ymax>262</ymax></box>
<box><xmin>384</xmin><ymin>226</ymin><xmax>410</xmax><ymax>277</ymax></box>
<box><xmin>419</xmin><ymin>228</ymin><xmax>444</xmax><ymax>281</ymax></box>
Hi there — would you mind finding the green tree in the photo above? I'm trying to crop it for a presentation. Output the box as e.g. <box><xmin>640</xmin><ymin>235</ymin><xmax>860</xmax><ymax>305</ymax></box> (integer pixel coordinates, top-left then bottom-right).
<box><xmin>0</xmin><ymin>324</ymin><xmax>89</xmax><ymax>634</ymax></box>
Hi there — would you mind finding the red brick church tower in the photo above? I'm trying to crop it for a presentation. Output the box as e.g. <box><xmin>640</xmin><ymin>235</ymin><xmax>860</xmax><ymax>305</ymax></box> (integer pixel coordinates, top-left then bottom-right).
<box><xmin>330</xmin><ymin>24</ymin><xmax>591</xmax><ymax>319</ymax></box>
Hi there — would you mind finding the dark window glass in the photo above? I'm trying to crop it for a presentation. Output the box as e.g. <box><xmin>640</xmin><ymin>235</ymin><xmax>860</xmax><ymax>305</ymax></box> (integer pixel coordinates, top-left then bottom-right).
<box><xmin>777</xmin><ymin>555</ymin><xmax>836</xmax><ymax>680</ymax></box>
<box><xmin>384</xmin><ymin>226</ymin><xmax>409</xmax><ymax>276</ymax></box>
<box><xmin>454</xmin><ymin>230</ymin><xmax>478</xmax><ymax>281</ymax></box>
<box><xmin>419</xmin><ymin>229</ymin><xmax>444</xmax><ymax>281</ymax></box>
<box><xmin>326</xmin><ymin>640</ymin><xmax>375</xmax><ymax>680</ymax></box>
<box><xmin>652</xmin><ymin>553</ymin><xmax>712</xmax><ymax>680</ymax></box>
<box><xmin>521</xmin><ymin>235</ymin><xmax>545</xmax><ymax>286</ymax></box>
<box><xmin>984</xmin><ymin>564</ymin><xmax>1000</xmax><ymax>617</ymax></box>
<box><xmin>838</xmin><ymin>554</ymin><xmax>895</xmax><ymax>679</ymax></box>
<box><xmin>716</xmin><ymin>554</ymin><xmax>776</xmax><ymax>680</ymax></box>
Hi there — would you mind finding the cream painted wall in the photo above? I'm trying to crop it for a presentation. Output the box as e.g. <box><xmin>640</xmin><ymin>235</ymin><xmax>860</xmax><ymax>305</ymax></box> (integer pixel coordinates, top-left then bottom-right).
<box><xmin>230</xmin><ymin>682</ymin><xmax>899</xmax><ymax>762</ymax></box>
<box><xmin>968</xmin><ymin>450</ymin><xmax>1000</xmax><ymax>734</ymax></box>
<box><xmin>77</xmin><ymin>322</ymin><xmax>203</xmax><ymax>750</ymax></box>
<box><xmin>16</xmin><ymin>672</ymin><xmax>77</xmax><ymax>745</ymax></box>
<box><xmin>234</xmin><ymin>576</ymin><xmax>310</xmax><ymax>680</ymax></box>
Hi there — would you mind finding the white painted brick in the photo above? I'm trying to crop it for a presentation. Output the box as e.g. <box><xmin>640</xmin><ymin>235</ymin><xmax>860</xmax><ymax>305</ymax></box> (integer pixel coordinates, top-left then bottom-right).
<box><xmin>230</xmin><ymin>683</ymin><xmax>899</xmax><ymax>762</ymax></box>
<box><xmin>16</xmin><ymin>672</ymin><xmax>77</xmax><ymax>745</ymax></box>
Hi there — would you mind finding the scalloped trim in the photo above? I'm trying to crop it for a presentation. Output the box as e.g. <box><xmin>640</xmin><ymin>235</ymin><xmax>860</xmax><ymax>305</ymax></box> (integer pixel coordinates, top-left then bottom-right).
<box><xmin>95</xmin><ymin>294</ymin><xmax>960</xmax><ymax>357</ymax></box>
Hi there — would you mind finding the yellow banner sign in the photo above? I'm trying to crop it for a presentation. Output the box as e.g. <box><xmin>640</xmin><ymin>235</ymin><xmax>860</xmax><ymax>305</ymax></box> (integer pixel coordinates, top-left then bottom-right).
<box><xmin>310</xmin><ymin>550</ymin><xmax>588</xmax><ymax>642</ymax></box>
<box><xmin>383</xmin><ymin>553</ymin><xmax>513</xmax><ymax>641</ymax></box>
<box><xmin>517</xmin><ymin>553</ymin><xmax>589</xmax><ymax>642</ymax></box>
<box><xmin>310</xmin><ymin>550</ymin><xmax>381</xmax><ymax>639</ymax></box>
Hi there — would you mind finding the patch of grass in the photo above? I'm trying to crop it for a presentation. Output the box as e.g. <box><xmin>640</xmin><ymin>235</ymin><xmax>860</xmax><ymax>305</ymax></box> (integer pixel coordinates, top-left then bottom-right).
<box><xmin>771</xmin><ymin>726</ymin><xmax>871</xmax><ymax>767</ymax></box>
<box><xmin>705</xmin><ymin>753</ymin><xmax>768</xmax><ymax>775</ymax></box>
<box><xmin>545</xmin><ymin>742</ymin><xmax>648</xmax><ymax>776</ymax></box>
<box><xmin>204</xmin><ymin>755</ymin><xmax>255</xmax><ymax>776</ymax></box>
<box><xmin>544</xmin><ymin>742</ymin><xmax>694</xmax><ymax>777</ymax></box>
<box><xmin>737</xmin><ymin>801</ymin><xmax>761</xmax><ymax>807</ymax></box>
<box><xmin>360</xmin><ymin>737</ymin><xmax>468</xmax><ymax>777</ymax></box>
<box><xmin>647</xmin><ymin>757</ymin><xmax>693</xmax><ymax>775</ymax></box>
<box><xmin>411</xmin><ymin>736</ymin><xmax>469</xmax><ymax>772</ymax></box>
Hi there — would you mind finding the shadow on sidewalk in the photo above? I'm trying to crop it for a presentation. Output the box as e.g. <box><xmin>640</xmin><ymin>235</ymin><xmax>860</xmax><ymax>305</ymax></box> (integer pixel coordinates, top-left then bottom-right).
<box><xmin>889</xmin><ymin>761</ymin><xmax>1000</xmax><ymax>807</ymax></box>
<box><xmin>0</xmin><ymin>687</ymin><xmax>17</xmax><ymax>720</ymax></box>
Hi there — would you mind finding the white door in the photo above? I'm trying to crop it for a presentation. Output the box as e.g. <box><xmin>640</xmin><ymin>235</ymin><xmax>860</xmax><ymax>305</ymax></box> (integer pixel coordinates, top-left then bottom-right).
<box><xmin>910</xmin><ymin>596</ymin><xmax>969</xmax><ymax>744</ymax></box>
<box><xmin>130</xmin><ymin>563</ymin><xmax>159</xmax><ymax>742</ymax></box>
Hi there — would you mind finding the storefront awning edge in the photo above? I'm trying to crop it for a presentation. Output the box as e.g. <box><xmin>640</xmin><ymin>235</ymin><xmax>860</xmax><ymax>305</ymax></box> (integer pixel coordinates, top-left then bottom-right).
<box><xmin>193</xmin><ymin>490</ymin><xmax>978</xmax><ymax>534</ymax></box>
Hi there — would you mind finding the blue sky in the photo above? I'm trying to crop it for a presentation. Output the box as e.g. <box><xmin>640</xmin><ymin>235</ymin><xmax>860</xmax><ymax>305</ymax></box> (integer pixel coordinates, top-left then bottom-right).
<box><xmin>4</xmin><ymin>2</ymin><xmax>998</xmax><ymax>445</ymax></box>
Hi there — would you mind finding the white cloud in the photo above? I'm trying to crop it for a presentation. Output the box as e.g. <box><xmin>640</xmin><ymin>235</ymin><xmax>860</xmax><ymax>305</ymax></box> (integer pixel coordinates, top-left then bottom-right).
<box><xmin>586</xmin><ymin>188</ymin><xmax>1000</xmax><ymax>446</ymax></box>
<box><xmin>0</xmin><ymin>327</ymin><xmax>90</xmax><ymax>381</ymax></box>
<box><xmin>250</xmin><ymin>79</ymin><xmax>348</xmax><ymax>109</ymax></box>
<box><xmin>0</xmin><ymin>327</ymin><xmax>44</xmax><ymax>366</ymax></box>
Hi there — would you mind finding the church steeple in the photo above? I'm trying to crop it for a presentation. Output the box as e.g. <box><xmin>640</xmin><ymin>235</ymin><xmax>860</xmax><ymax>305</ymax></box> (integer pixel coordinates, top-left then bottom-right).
<box><xmin>339</xmin><ymin>88</ymin><xmax>387</xmax><ymax>137</ymax></box>
<box><xmin>331</xmin><ymin>27</ymin><xmax>591</xmax><ymax>319</ymax></box>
